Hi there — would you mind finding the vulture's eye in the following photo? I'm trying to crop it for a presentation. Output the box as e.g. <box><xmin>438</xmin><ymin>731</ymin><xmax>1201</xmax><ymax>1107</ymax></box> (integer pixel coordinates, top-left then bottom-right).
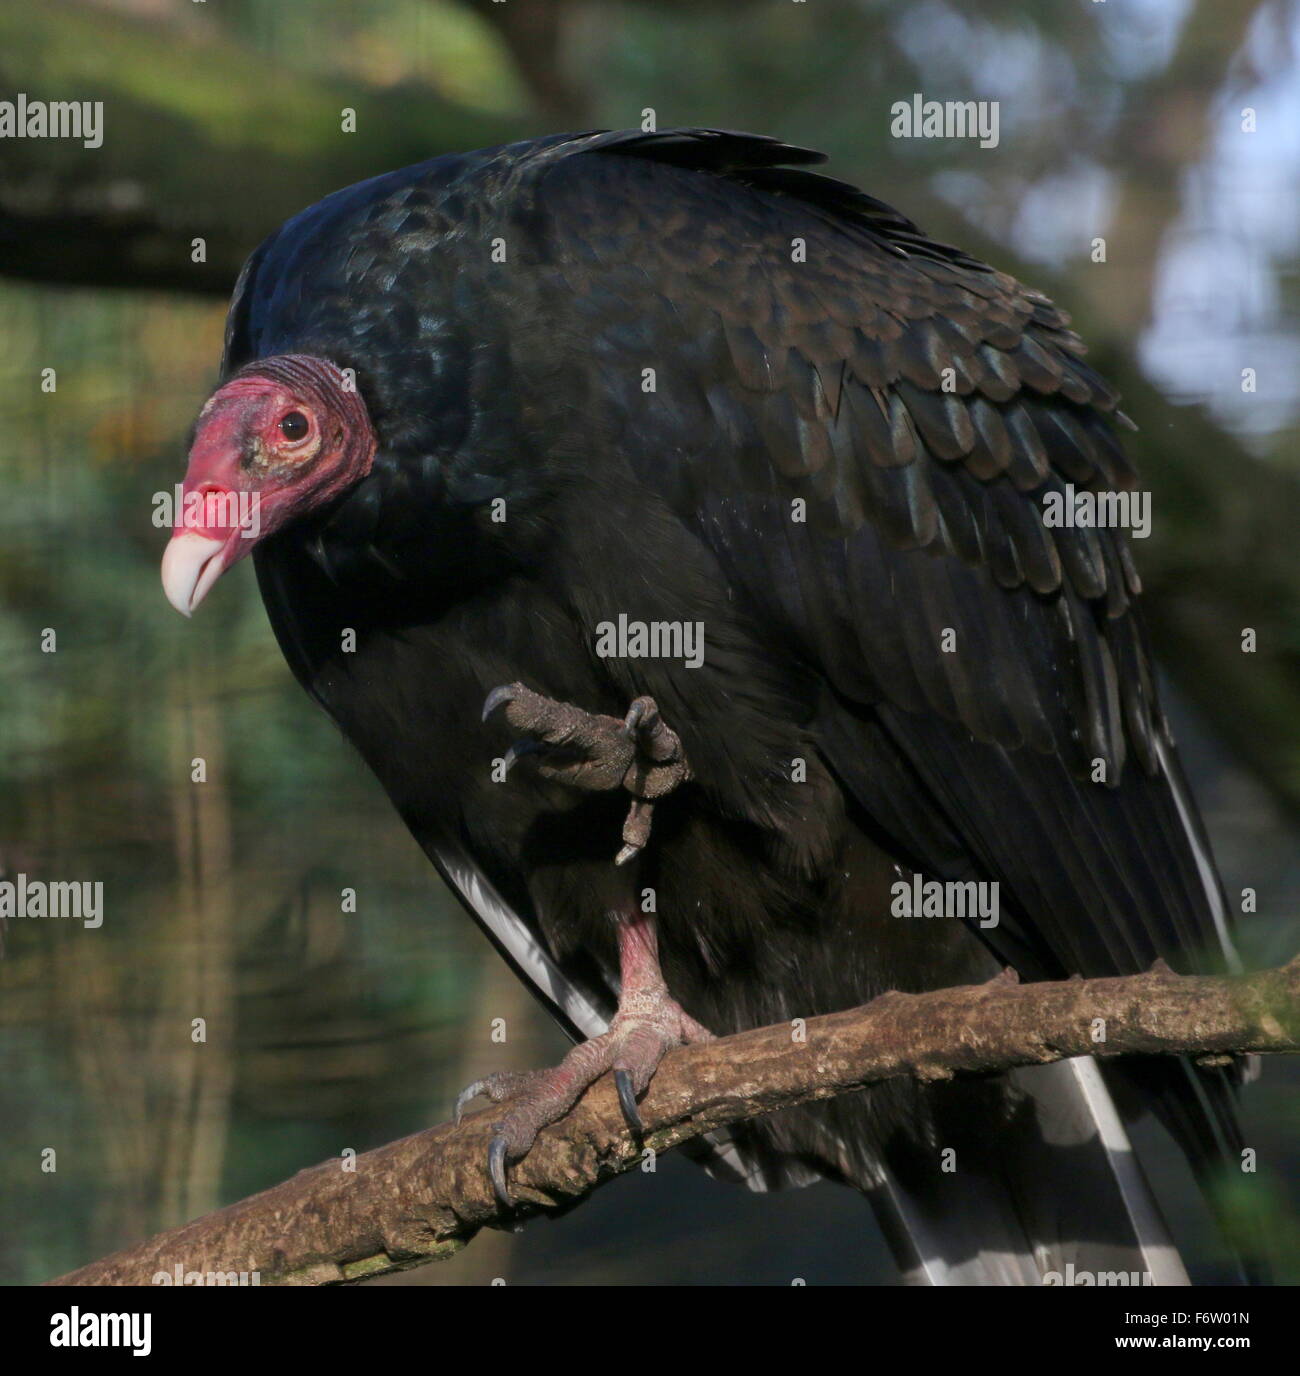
<box><xmin>279</xmin><ymin>411</ymin><xmax>309</xmax><ymax>441</ymax></box>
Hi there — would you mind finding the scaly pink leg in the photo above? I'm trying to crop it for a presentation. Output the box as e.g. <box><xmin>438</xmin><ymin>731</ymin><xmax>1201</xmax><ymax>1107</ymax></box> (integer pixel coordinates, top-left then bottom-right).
<box><xmin>456</xmin><ymin>912</ymin><xmax>712</xmax><ymax>1207</ymax></box>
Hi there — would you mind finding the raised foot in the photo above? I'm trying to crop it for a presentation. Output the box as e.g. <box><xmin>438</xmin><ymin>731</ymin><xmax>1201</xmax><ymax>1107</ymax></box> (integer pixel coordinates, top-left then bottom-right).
<box><xmin>456</xmin><ymin>990</ymin><xmax>712</xmax><ymax>1209</ymax></box>
<box><xmin>482</xmin><ymin>682</ymin><xmax>691</xmax><ymax>864</ymax></box>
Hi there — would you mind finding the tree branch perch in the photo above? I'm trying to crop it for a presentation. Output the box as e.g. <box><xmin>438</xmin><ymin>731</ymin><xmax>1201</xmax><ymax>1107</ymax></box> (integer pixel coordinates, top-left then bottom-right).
<box><xmin>48</xmin><ymin>958</ymin><xmax>1300</xmax><ymax>1286</ymax></box>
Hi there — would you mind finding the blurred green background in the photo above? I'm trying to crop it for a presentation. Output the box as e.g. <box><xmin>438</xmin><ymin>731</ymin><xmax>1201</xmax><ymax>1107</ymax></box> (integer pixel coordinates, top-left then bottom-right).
<box><xmin>0</xmin><ymin>0</ymin><xmax>1297</xmax><ymax>1285</ymax></box>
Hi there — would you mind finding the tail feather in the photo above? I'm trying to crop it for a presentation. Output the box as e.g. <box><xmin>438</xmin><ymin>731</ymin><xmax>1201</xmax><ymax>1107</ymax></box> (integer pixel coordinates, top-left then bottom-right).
<box><xmin>864</xmin><ymin>1059</ymin><xmax>1188</xmax><ymax>1286</ymax></box>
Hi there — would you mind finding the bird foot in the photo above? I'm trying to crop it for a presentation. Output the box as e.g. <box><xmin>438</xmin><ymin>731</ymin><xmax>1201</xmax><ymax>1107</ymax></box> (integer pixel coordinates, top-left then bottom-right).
<box><xmin>482</xmin><ymin>682</ymin><xmax>691</xmax><ymax>864</ymax></box>
<box><xmin>456</xmin><ymin>986</ymin><xmax>713</xmax><ymax>1209</ymax></box>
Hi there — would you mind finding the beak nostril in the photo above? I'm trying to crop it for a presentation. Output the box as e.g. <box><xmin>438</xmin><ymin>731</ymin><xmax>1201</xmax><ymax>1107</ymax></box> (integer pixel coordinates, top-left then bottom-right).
<box><xmin>177</xmin><ymin>484</ymin><xmax>252</xmax><ymax>540</ymax></box>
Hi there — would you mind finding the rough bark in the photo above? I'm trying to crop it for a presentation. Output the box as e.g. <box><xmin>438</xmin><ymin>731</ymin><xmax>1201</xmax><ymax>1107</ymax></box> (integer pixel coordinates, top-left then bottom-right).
<box><xmin>48</xmin><ymin>956</ymin><xmax>1300</xmax><ymax>1286</ymax></box>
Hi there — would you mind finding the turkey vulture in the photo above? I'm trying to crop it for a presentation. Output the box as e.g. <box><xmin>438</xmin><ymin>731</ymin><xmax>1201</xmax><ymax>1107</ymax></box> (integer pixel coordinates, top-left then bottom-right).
<box><xmin>161</xmin><ymin>129</ymin><xmax>1251</xmax><ymax>1284</ymax></box>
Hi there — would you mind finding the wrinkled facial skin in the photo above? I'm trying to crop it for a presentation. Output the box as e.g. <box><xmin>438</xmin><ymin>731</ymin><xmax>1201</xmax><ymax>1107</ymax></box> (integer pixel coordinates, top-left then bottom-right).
<box><xmin>161</xmin><ymin>355</ymin><xmax>377</xmax><ymax>616</ymax></box>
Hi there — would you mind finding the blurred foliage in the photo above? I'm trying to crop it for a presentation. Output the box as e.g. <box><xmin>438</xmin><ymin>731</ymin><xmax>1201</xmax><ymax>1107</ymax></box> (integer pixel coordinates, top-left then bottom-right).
<box><xmin>0</xmin><ymin>0</ymin><xmax>1296</xmax><ymax>1285</ymax></box>
<box><xmin>0</xmin><ymin>286</ymin><xmax>498</xmax><ymax>1279</ymax></box>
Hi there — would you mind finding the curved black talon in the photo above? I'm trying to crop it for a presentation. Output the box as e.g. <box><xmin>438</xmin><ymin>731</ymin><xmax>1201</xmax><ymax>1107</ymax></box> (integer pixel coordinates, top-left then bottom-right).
<box><xmin>482</xmin><ymin>684</ymin><xmax>518</xmax><ymax>723</ymax></box>
<box><xmin>614</xmin><ymin>1068</ymin><xmax>644</xmax><ymax>1134</ymax></box>
<box><xmin>488</xmin><ymin>1133</ymin><xmax>513</xmax><ymax>1210</ymax></box>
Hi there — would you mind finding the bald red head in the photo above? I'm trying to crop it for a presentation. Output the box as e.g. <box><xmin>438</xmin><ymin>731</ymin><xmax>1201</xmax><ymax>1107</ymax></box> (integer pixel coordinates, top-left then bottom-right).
<box><xmin>162</xmin><ymin>355</ymin><xmax>376</xmax><ymax>615</ymax></box>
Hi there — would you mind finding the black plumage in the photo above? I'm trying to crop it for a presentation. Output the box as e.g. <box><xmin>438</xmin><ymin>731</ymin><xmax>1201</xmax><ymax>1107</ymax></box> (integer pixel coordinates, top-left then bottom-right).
<box><xmin>203</xmin><ymin>129</ymin><xmax>1250</xmax><ymax>1283</ymax></box>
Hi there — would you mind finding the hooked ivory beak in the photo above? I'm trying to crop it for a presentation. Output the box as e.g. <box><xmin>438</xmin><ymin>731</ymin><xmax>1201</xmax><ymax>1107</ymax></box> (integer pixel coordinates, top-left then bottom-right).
<box><xmin>161</xmin><ymin>531</ymin><xmax>229</xmax><ymax>618</ymax></box>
